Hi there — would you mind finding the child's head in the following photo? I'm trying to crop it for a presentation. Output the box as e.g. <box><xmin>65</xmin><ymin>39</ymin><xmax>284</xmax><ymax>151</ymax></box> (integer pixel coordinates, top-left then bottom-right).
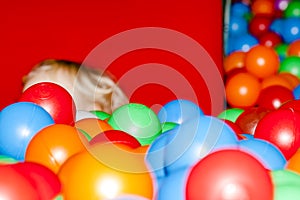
<box><xmin>22</xmin><ymin>59</ymin><xmax>128</xmax><ymax>113</ymax></box>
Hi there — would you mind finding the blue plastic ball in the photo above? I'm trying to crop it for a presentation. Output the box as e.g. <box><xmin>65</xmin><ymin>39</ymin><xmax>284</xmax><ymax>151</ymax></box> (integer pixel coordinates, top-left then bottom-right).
<box><xmin>156</xmin><ymin>168</ymin><xmax>188</xmax><ymax>200</ymax></box>
<box><xmin>157</xmin><ymin>99</ymin><xmax>204</xmax><ymax>125</ymax></box>
<box><xmin>270</xmin><ymin>18</ymin><xmax>285</xmax><ymax>36</ymax></box>
<box><xmin>163</xmin><ymin>116</ymin><xmax>239</xmax><ymax>173</ymax></box>
<box><xmin>293</xmin><ymin>84</ymin><xmax>300</xmax><ymax>99</ymax></box>
<box><xmin>239</xmin><ymin>138</ymin><xmax>287</xmax><ymax>170</ymax></box>
<box><xmin>282</xmin><ymin>17</ymin><xmax>300</xmax><ymax>43</ymax></box>
<box><xmin>230</xmin><ymin>2</ymin><xmax>251</xmax><ymax>17</ymax></box>
<box><xmin>227</xmin><ymin>34</ymin><xmax>259</xmax><ymax>55</ymax></box>
<box><xmin>229</xmin><ymin>16</ymin><xmax>248</xmax><ymax>36</ymax></box>
<box><xmin>0</xmin><ymin>102</ymin><xmax>54</xmax><ymax>160</ymax></box>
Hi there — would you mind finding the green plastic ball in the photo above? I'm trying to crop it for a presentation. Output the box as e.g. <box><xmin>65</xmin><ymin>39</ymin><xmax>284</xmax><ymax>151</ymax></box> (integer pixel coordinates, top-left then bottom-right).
<box><xmin>217</xmin><ymin>108</ymin><xmax>244</xmax><ymax>122</ymax></box>
<box><xmin>272</xmin><ymin>170</ymin><xmax>300</xmax><ymax>200</ymax></box>
<box><xmin>108</xmin><ymin>103</ymin><xmax>162</xmax><ymax>146</ymax></box>
<box><xmin>279</xmin><ymin>56</ymin><xmax>300</xmax><ymax>79</ymax></box>
<box><xmin>284</xmin><ymin>1</ymin><xmax>300</xmax><ymax>18</ymax></box>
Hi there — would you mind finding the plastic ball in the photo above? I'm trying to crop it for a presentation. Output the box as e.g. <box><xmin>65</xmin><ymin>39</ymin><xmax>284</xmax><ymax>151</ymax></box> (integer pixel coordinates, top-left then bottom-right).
<box><xmin>163</xmin><ymin>116</ymin><xmax>238</xmax><ymax>174</ymax></box>
<box><xmin>293</xmin><ymin>84</ymin><xmax>300</xmax><ymax>99</ymax></box>
<box><xmin>11</xmin><ymin>162</ymin><xmax>61</xmax><ymax>199</ymax></box>
<box><xmin>284</xmin><ymin>1</ymin><xmax>300</xmax><ymax>17</ymax></box>
<box><xmin>249</xmin><ymin>15</ymin><xmax>273</xmax><ymax>37</ymax></box>
<box><xmin>238</xmin><ymin>138</ymin><xmax>287</xmax><ymax>170</ymax></box>
<box><xmin>108</xmin><ymin>103</ymin><xmax>162</xmax><ymax>146</ymax></box>
<box><xmin>230</xmin><ymin>2</ymin><xmax>251</xmax><ymax>17</ymax></box>
<box><xmin>110</xmin><ymin>195</ymin><xmax>150</xmax><ymax>200</ymax></box>
<box><xmin>157</xmin><ymin>99</ymin><xmax>204</xmax><ymax>124</ymax></box>
<box><xmin>227</xmin><ymin>34</ymin><xmax>259</xmax><ymax>54</ymax></box>
<box><xmin>274</xmin><ymin>0</ymin><xmax>291</xmax><ymax>11</ymax></box>
<box><xmin>257</xmin><ymin>85</ymin><xmax>294</xmax><ymax>110</ymax></box>
<box><xmin>278</xmin><ymin>72</ymin><xmax>300</xmax><ymax>89</ymax></box>
<box><xmin>90</xmin><ymin>110</ymin><xmax>111</xmax><ymax>120</ymax></box>
<box><xmin>58</xmin><ymin>144</ymin><xmax>153</xmax><ymax>200</ymax></box>
<box><xmin>25</xmin><ymin>124</ymin><xmax>87</xmax><ymax>173</ymax></box>
<box><xmin>235</xmin><ymin>106</ymin><xmax>271</xmax><ymax>135</ymax></box>
<box><xmin>282</xmin><ymin>17</ymin><xmax>300</xmax><ymax>43</ymax></box>
<box><xmin>223</xmin><ymin>51</ymin><xmax>246</xmax><ymax>74</ymax></box>
<box><xmin>0</xmin><ymin>102</ymin><xmax>54</xmax><ymax>161</ymax></box>
<box><xmin>261</xmin><ymin>74</ymin><xmax>293</xmax><ymax>90</ymax></box>
<box><xmin>279</xmin><ymin>56</ymin><xmax>300</xmax><ymax>79</ymax></box>
<box><xmin>254</xmin><ymin>109</ymin><xmax>300</xmax><ymax>160</ymax></box>
<box><xmin>288</xmin><ymin>39</ymin><xmax>300</xmax><ymax>56</ymax></box>
<box><xmin>251</xmin><ymin>0</ymin><xmax>275</xmax><ymax>16</ymax></box>
<box><xmin>186</xmin><ymin>149</ymin><xmax>274</xmax><ymax>200</ymax></box>
<box><xmin>156</xmin><ymin>168</ymin><xmax>188</xmax><ymax>200</ymax></box>
<box><xmin>217</xmin><ymin>108</ymin><xmax>244</xmax><ymax>122</ymax></box>
<box><xmin>270</xmin><ymin>18</ymin><xmax>285</xmax><ymax>36</ymax></box>
<box><xmin>275</xmin><ymin>43</ymin><xmax>289</xmax><ymax>61</ymax></box>
<box><xmin>161</xmin><ymin>122</ymin><xmax>178</xmax><ymax>133</ymax></box>
<box><xmin>245</xmin><ymin>45</ymin><xmax>280</xmax><ymax>79</ymax></box>
<box><xmin>75</xmin><ymin>118</ymin><xmax>113</xmax><ymax>139</ymax></box>
<box><xmin>145</xmin><ymin>131</ymin><xmax>170</xmax><ymax>190</ymax></box>
<box><xmin>229</xmin><ymin>16</ymin><xmax>248</xmax><ymax>36</ymax></box>
<box><xmin>222</xmin><ymin>119</ymin><xmax>245</xmax><ymax>140</ymax></box>
<box><xmin>286</xmin><ymin>148</ymin><xmax>300</xmax><ymax>174</ymax></box>
<box><xmin>271</xmin><ymin>170</ymin><xmax>300</xmax><ymax>200</ymax></box>
<box><xmin>19</xmin><ymin>82</ymin><xmax>76</xmax><ymax>125</ymax></box>
<box><xmin>89</xmin><ymin>130</ymin><xmax>141</xmax><ymax>149</ymax></box>
<box><xmin>0</xmin><ymin>164</ymin><xmax>40</xmax><ymax>200</ymax></box>
<box><xmin>259</xmin><ymin>31</ymin><xmax>283</xmax><ymax>47</ymax></box>
<box><xmin>0</xmin><ymin>155</ymin><xmax>18</xmax><ymax>164</ymax></box>
<box><xmin>279</xmin><ymin>99</ymin><xmax>300</xmax><ymax>112</ymax></box>
<box><xmin>225</xmin><ymin>72</ymin><xmax>261</xmax><ymax>108</ymax></box>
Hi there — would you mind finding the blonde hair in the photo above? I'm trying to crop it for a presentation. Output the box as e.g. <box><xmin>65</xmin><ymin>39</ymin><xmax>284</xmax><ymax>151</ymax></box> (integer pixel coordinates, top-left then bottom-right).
<box><xmin>23</xmin><ymin>59</ymin><xmax>129</xmax><ymax>113</ymax></box>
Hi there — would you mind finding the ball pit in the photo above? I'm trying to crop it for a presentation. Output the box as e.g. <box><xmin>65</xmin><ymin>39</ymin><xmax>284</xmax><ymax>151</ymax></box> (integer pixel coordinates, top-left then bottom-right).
<box><xmin>2</xmin><ymin>0</ymin><xmax>300</xmax><ymax>200</ymax></box>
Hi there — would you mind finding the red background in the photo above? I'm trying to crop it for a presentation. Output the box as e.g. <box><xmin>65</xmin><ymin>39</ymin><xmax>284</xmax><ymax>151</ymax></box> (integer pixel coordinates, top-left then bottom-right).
<box><xmin>0</xmin><ymin>0</ymin><xmax>223</xmax><ymax>113</ymax></box>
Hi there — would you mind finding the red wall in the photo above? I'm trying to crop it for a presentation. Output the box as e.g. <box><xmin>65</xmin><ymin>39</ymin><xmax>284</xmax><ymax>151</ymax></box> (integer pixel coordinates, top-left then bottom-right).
<box><xmin>0</xmin><ymin>0</ymin><xmax>224</xmax><ymax>114</ymax></box>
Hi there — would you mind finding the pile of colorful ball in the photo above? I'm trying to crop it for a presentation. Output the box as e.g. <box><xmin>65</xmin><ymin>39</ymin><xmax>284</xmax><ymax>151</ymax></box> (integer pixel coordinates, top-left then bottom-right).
<box><xmin>2</xmin><ymin>0</ymin><xmax>300</xmax><ymax>200</ymax></box>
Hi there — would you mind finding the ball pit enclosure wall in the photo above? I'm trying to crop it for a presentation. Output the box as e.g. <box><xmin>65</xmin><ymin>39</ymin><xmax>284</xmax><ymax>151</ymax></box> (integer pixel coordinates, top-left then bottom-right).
<box><xmin>0</xmin><ymin>0</ymin><xmax>224</xmax><ymax>114</ymax></box>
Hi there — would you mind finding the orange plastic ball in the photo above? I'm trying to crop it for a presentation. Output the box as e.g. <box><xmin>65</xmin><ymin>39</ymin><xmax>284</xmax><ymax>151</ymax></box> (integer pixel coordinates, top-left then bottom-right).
<box><xmin>278</xmin><ymin>72</ymin><xmax>300</xmax><ymax>89</ymax></box>
<box><xmin>224</xmin><ymin>51</ymin><xmax>246</xmax><ymax>74</ymax></box>
<box><xmin>58</xmin><ymin>143</ymin><xmax>154</xmax><ymax>200</ymax></box>
<box><xmin>251</xmin><ymin>0</ymin><xmax>275</xmax><ymax>16</ymax></box>
<box><xmin>226</xmin><ymin>72</ymin><xmax>261</xmax><ymax>108</ymax></box>
<box><xmin>286</xmin><ymin>149</ymin><xmax>300</xmax><ymax>174</ymax></box>
<box><xmin>75</xmin><ymin>118</ymin><xmax>113</xmax><ymax>139</ymax></box>
<box><xmin>288</xmin><ymin>39</ymin><xmax>300</xmax><ymax>57</ymax></box>
<box><xmin>245</xmin><ymin>45</ymin><xmax>280</xmax><ymax>79</ymax></box>
<box><xmin>261</xmin><ymin>74</ymin><xmax>293</xmax><ymax>90</ymax></box>
<box><xmin>25</xmin><ymin>124</ymin><xmax>87</xmax><ymax>173</ymax></box>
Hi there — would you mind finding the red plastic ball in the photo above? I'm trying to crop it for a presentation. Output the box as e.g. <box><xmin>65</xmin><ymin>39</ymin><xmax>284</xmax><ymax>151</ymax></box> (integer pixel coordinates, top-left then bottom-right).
<box><xmin>280</xmin><ymin>99</ymin><xmax>300</xmax><ymax>112</ymax></box>
<box><xmin>0</xmin><ymin>164</ymin><xmax>39</xmax><ymax>200</ymax></box>
<box><xmin>10</xmin><ymin>162</ymin><xmax>61</xmax><ymax>199</ymax></box>
<box><xmin>89</xmin><ymin>130</ymin><xmax>141</xmax><ymax>148</ymax></box>
<box><xmin>235</xmin><ymin>106</ymin><xmax>271</xmax><ymax>135</ymax></box>
<box><xmin>249</xmin><ymin>15</ymin><xmax>273</xmax><ymax>37</ymax></box>
<box><xmin>186</xmin><ymin>149</ymin><xmax>274</xmax><ymax>200</ymax></box>
<box><xmin>257</xmin><ymin>85</ymin><xmax>294</xmax><ymax>110</ymax></box>
<box><xmin>225</xmin><ymin>72</ymin><xmax>261</xmax><ymax>108</ymax></box>
<box><xmin>19</xmin><ymin>82</ymin><xmax>76</xmax><ymax>125</ymax></box>
<box><xmin>259</xmin><ymin>31</ymin><xmax>282</xmax><ymax>48</ymax></box>
<box><xmin>245</xmin><ymin>45</ymin><xmax>280</xmax><ymax>79</ymax></box>
<box><xmin>254</xmin><ymin>109</ymin><xmax>300</xmax><ymax>160</ymax></box>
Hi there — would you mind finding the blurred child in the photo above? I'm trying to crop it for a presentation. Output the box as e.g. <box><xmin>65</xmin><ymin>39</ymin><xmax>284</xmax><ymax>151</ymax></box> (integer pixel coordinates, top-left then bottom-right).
<box><xmin>22</xmin><ymin>59</ymin><xmax>128</xmax><ymax>113</ymax></box>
